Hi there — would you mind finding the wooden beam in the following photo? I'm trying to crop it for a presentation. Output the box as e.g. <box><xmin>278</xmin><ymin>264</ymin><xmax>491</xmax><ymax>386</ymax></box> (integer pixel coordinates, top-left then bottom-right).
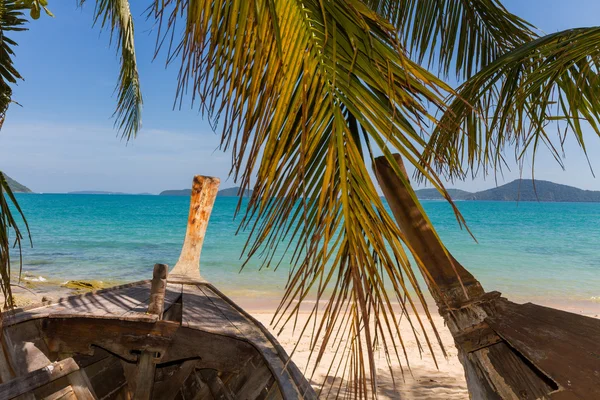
<box><xmin>66</xmin><ymin>368</ymin><xmax>97</xmax><ymax>400</ymax></box>
<box><xmin>41</xmin><ymin>318</ymin><xmax>177</xmax><ymax>363</ymax></box>
<box><xmin>374</xmin><ymin>154</ymin><xmax>557</xmax><ymax>399</ymax></box>
<box><xmin>198</xmin><ymin>369</ymin><xmax>234</xmax><ymax>400</ymax></box>
<box><xmin>374</xmin><ymin>154</ymin><xmax>484</xmax><ymax>306</ymax></box>
<box><xmin>170</xmin><ymin>176</ymin><xmax>220</xmax><ymax>281</ymax></box>
<box><xmin>147</xmin><ymin>264</ymin><xmax>168</xmax><ymax>318</ymax></box>
<box><xmin>133</xmin><ymin>352</ymin><xmax>156</xmax><ymax>400</ymax></box>
<box><xmin>0</xmin><ymin>358</ymin><xmax>79</xmax><ymax>400</ymax></box>
<box><xmin>152</xmin><ymin>360</ymin><xmax>197</xmax><ymax>400</ymax></box>
<box><xmin>133</xmin><ymin>264</ymin><xmax>171</xmax><ymax>400</ymax></box>
<box><xmin>43</xmin><ymin>386</ymin><xmax>76</xmax><ymax>400</ymax></box>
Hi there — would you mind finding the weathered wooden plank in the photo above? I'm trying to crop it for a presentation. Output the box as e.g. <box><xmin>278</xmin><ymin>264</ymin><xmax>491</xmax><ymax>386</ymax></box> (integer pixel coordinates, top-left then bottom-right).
<box><xmin>374</xmin><ymin>154</ymin><xmax>555</xmax><ymax>400</ymax></box>
<box><xmin>122</xmin><ymin>284</ymin><xmax>182</xmax><ymax>318</ymax></box>
<box><xmin>234</xmin><ymin>363</ymin><xmax>274</xmax><ymax>399</ymax></box>
<box><xmin>133</xmin><ymin>352</ymin><xmax>156</xmax><ymax>400</ymax></box>
<box><xmin>198</xmin><ymin>369</ymin><xmax>234</xmax><ymax>400</ymax></box>
<box><xmin>170</xmin><ymin>175</ymin><xmax>220</xmax><ymax>281</ymax></box>
<box><xmin>197</xmin><ymin>284</ymin><xmax>317</xmax><ymax>400</ymax></box>
<box><xmin>73</xmin><ymin>348</ymin><xmax>112</xmax><ymax>370</ymax></box>
<box><xmin>162</xmin><ymin>293</ymin><xmax>183</xmax><ymax>323</ymax></box>
<box><xmin>66</xmin><ymin>368</ymin><xmax>97</xmax><ymax>400</ymax></box>
<box><xmin>120</xmin><ymin>360</ymin><xmax>137</xmax><ymax>398</ymax></box>
<box><xmin>374</xmin><ymin>154</ymin><xmax>484</xmax><ymax>304</ymax></box>
<box><xmin>148</xmin><ymin>264</ymin><xmax>169</xmax><ymax>318</ymax></box>
<box><xmin>549</xmin><ymin>390</ymin><xmax>583</xmax><ymax>400</ymax></box>
<box><xmin>41</xmin><ymin>318</ymin><xmax>177</xmax><ymax>362</ymax></box>
<box><xmin>263</xmin><ymin>382</ymin><xmax>284</xmax><ymax>400</ymax></box>
<box><xmin>49</xmin><ymin>284</ymin><xmax>153</xmax><ymax>318</ymax></box>
<box><xmin>0</xmin><ymin>358</ymin><xmax>79</xmax><ymax>400</ymax></box>
<box><xmin>153</xmin><ymin>360</ymin><xmax>197</xmax><ymax>400</ymax></box>
<box><xmin>469</xmin><ymin>342</ymin><xmax>555</xmax><ymax>399</ymax></box>
<box><xmin>85</xmin><ymin>356</ymin><xmax>127</xmax><ymax>399</ymax></box>
<box><xmin>42</xmin><ymin>386</ymin><xmax>76</xmax><ymax>400</ymax></box>
<box><xmin>2</xmin><ymin>321</ymin><xmax>52</xmax><ymax>375</ymax></box>
<box><xmin>454</xmin><ymin>322</ymin><xmax>503</xmax><ymax>353</ymax></box>
<box><xmin>0</xmin><ymin>336</ymin><xmax>16</xmax><ymax>383</ymax></box>
<box><xmin>517</xmin><ymin>302</ymin><xmax>600</xmax><ymax>338</ymax></box>
<box><xmin>181</xmin><ymin>285</ymin><xmax>241</xmax><ymax>337</ymax></box>
<box><xmin>3</xmin><ymin>281</ymin><xmax>153</xmax><ymax>327</ymax></box>
<box><xmin>181</xmin><ymin>368</ymin><xmax>213</xmax><ymax>400</ymax></box>
<box><xmin>159</xmin><ymin>327</ymin><xmax>256</xmax><ymax>371</ymax></box>
<box><xmin>486</xmin><ymin>300</ymin><xmax>600</xmax><ymax>398</ymax></box>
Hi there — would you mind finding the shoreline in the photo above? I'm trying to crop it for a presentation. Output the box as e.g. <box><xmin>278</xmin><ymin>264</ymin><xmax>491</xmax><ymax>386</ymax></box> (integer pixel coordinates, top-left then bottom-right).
<box><xmin>9</xmin><ymin>276</ymin><xmax>600</xmax><ymax>317</ymax></box>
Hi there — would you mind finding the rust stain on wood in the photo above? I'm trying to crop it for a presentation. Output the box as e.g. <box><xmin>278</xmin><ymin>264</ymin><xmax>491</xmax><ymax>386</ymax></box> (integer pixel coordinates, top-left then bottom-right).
<box><xmin>170</xmin><ymin>175</ymin><xmax>220</xmax><ymax>280</ymax></box>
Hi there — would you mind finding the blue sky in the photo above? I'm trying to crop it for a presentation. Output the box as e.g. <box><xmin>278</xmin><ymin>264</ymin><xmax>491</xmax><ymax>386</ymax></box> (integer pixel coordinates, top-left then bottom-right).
<box><xmin>1</xmin><ymin>1</ymin><xmax>600</xmax><ymax>193</ymax></box>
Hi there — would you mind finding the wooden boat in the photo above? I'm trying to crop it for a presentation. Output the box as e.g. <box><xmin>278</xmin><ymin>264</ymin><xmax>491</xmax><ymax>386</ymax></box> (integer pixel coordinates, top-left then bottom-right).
<box><xmin>0</xmin><ymin>176</ymin><xmax>316</xmax><ymax>400</ymax></box>
<box><xmin>375</xmin><ymin>154</ymin><xmax>600</xmax><ymax>400</ymax></box>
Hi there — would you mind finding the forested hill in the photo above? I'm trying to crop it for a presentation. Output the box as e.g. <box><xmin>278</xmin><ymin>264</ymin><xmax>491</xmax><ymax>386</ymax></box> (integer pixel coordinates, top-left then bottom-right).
<box><xmin>468</xmin><ymin>179</ymin><xmax>600</xmax><ymax>202</ymax></box>
<box><xmin>2</xmin><ymin>173</ymin><xmax>32</xmax><ymax>193</ymax></box>
<box><xmin>415</xmin><ymin>179</ymin><xmax>600</xmax><ymax>202</ymax></box>
<box><xmin>413</xmin><ymin>188</ymin><xmax>472</xmax><ymax>200</ymax></box>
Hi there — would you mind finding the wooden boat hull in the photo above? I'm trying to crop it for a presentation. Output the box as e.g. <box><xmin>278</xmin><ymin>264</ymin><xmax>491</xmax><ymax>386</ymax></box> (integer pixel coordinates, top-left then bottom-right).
<box><xmin>0</xmin><ymin>279</ymin><xmax>316</xmax><ymax>399</ymax></box>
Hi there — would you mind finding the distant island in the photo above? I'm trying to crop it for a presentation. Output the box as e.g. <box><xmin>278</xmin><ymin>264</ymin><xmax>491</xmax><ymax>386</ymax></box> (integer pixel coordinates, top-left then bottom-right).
<box><xmin>3</xmin><ymin>174</ymin><xmax>32</xmax><ymax>193</ymax></box>
<box><xmin>416</xmin><ymin>179</ymin><xmax>600</xmax><ymax>202</ymax></box>
<box><xmin>160</xmin><ymin>186</ymin><xmax>253</xmax><ymax>197</ymax></box>
<box><xmin>3</xmin><ymin>175</ymin><xmax>598</xmax><ymax>202</ymax></box>
<box><xmin>67</xmin><ymin>191</ymin><xmax>154</xmax><ymax>195</ymax></box>
<box><xmin>413</xmin><ymin>188</ymin><xmax>472</xmax><ymax>200</ymax></box>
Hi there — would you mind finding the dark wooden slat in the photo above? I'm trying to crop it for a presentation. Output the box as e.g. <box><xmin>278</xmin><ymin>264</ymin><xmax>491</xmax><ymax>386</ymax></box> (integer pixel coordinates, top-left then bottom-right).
<box><xmin>122</xmin><ymin>284</ymin><xmax>182</xmax><ymax>317</ymax></box>
<box><xmin>234</xmin><ymin>363</ymin><xmax>274</xmax><ymax>399</ymax></box>
<box><xmin>180</xmin><ymin>369</ymin><xmax>212</xmax><ymax>400</ymax></box>
<box><xmin>3</xmin><ymin>282</ymin><xmax>153</xmax><ymax>326</ymax></box>
<box><xmin>197</xmin><ymin>284</ymin><xmax>316</xmax><ymax>400</ymax></box>
<box><xmin>486</xmin><ymin>300</ymin><xmax>600</xmax><ymax>399</ymax></box>
<box><xmin>159</xmin><ymin>327</ymin><xmax>256</xmax><ymax>371</ymax></box>
<box><xmin>42</xmin><ymin>386</ymin><xmax>76</xmax><ymax>400</ymax></box>
<box><xmin>0</xmin><ymin>358</ymin><xmax>79</xmax><ymax>400</ymax></box>
<box><xmin>153</xmin><ymin>360</ymin><xmax>197</xmax><ymax>400</ymax></box>
<box><xmin>148</xmin><ymin>264</ymin><xmax>169</xmax><ymax>318</ymax></box>
<box><xmin>41</xmin><ymin>318</ymin><xmax>176</xmax><ymax>362</ymax></box>
<box><xmin>549</xmin><ymin>390</ymin><xmax>583</xmax><ymax>400</ymax></box>
<box><xmin>198</xmin><ymin>369</ymin><xmax>234</xmax><ymax>400</ymax></box>
<box><xmin>50</xmin><ymin>284</ymin><xmax>153</xmax><ymax>318</ymax></box>
<box><xmin>517</xmin><ymin>302</ymin><xmax>600</xmax><ymax>338</ymax></box>
<box><xmin>181</xmin><ymin>285</ymin><xmax>241</xmax><ymax>337</ymax></box>
<box><xmin>133</xmin><ymin>352</ymin><xmax>156</xmax><ymax>400</ymax></box>
<box><xmin>66</xmin><ymin>368</ymin><xmax>97</xmax><ymax>400</ymax></box>
<box><xmin>484</xmin><ymin>342</ymin><xmax>554</xmax><ymax>399</ymax></box>
<box><xmin>86</xmin><ymin>357</ymin><xmax>127</xmax><ymax>400</ymax></box>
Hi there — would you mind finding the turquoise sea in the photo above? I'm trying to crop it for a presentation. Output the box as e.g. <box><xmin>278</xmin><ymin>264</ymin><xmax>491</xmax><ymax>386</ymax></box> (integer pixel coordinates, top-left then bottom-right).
<box><xmin>10</xmin><ymin>194</ymin><xmax>600</xmax><ymax>306</ymax></box>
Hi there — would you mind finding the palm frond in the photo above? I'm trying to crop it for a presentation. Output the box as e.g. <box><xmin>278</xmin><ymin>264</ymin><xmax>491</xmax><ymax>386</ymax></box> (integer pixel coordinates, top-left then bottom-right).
<box><xmin>0</xmin><ymin>0</ymin><xmax>40</xmax><ymax>310</ymax></box>
<box><xmin>80</xmin><ymin>0</ymin><xmax>142</xmax><ymax>140</ymax></box>
<box><xmin>426</xmin><ymin>27</ymin><xmax>600</xmax><ymax>180</ymax></box>
<box><xmin>365</xmin><ymin>0</ymin><xmax>536</xmax><ymax>78</ymax></box>
<box><xmin>0</xmin><ymin>0</ymin><xmax>28</xmax><ymax>128</ymax></box>
<box><xmin>0</xmin><ymin>172</ymin><xmax>29</xmax><ymax>309</ymax></box>
<box><xmin>150</xmin><ymin>0</ymin><xmax>465</xmax><ymax>396</ymax></box>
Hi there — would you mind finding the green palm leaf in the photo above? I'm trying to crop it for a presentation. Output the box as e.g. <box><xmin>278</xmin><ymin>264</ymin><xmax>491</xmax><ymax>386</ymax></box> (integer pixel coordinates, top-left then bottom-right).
<box><xmin>0</xmin><ymin>172</ymin><xmax>29</xmax><ymax>309</ymax></box>
<box><xmin>0</xmin><ymin>0</ymin><xmax>27</xmax><ymax>127</ymax></box>
<box><xmin>79</xmin><ymin>0</ymin><xmax>142</xmax><ymax>140</ymax></box>
<box><xmin>0</xmin><ymin>0</ymin><xmax>41</xmax><ymax>309</ymax></box>
<box><xmin>364</xmin><ymin>0</ymin><xmax>536</xmax><ymax>78</ymax></box>
<box><xmin>149</xmin><ymin>0</ymin><xmax>466</xmax><ymax>395</ymax></box>
<box><xmin>426</xmin><ymin>27</ymin><xmax>600</xmax><ymax>180</ymax></box>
